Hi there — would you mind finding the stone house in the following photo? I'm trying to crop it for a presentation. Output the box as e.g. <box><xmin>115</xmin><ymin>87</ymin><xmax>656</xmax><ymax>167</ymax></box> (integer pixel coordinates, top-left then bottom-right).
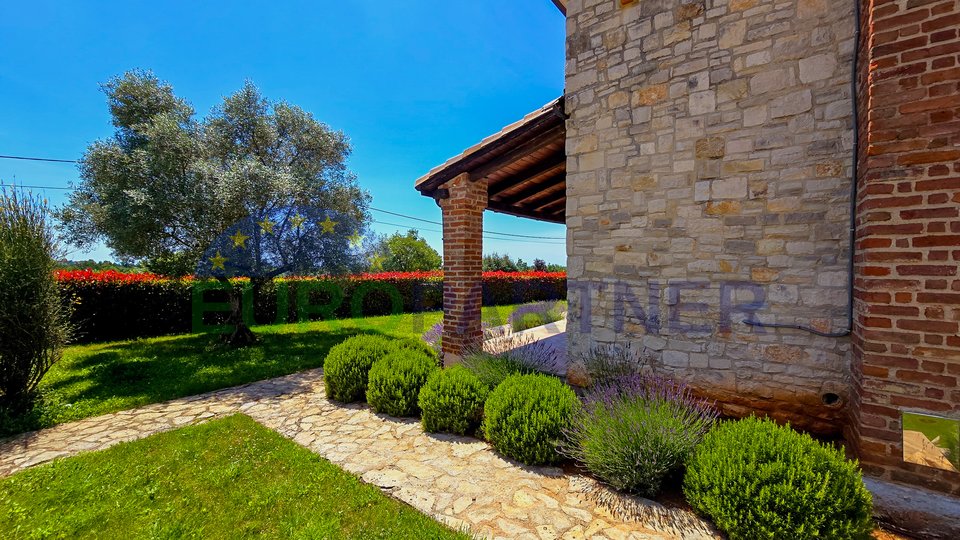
<box><xmin>415</xmin><ymin>0</ymin><xmax>960</xmax><ymax>532</ymax></box>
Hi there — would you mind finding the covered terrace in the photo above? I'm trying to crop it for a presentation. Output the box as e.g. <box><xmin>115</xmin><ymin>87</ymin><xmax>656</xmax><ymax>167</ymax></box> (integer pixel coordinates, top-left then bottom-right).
<box><xmin>414</xmin><ymin>98</ymin><xmax>566</xmax><ymax>361</ymax></box>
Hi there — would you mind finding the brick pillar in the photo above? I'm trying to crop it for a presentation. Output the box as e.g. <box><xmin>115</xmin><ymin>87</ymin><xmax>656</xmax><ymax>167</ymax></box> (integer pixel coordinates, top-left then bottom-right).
<box><xmin>851</xmin><ymin>0</ymin><xmax>960</xmax><ymax>495</ymax></box>
<box><xmin>438</xmin><ymin>173</ymin><xmax>487</xmax><ymax>363</ymax></box>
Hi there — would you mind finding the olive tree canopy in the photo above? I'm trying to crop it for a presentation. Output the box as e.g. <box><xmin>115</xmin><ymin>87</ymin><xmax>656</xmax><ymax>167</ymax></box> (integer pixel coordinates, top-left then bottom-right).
<box><xmin>59</xmin><ymin>70</ymin><xmax>370</xmax><ymax>276</ymax></box>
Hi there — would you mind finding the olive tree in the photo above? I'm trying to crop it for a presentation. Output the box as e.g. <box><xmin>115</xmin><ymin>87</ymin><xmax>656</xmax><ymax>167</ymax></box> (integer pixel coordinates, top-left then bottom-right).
<box><xmin>59</xmin><ymin>70</ymin><xmax>369</xmax><ymax>275</ymax></box>
<box><xmin>58</xmin><ymin>70</ymin><xmax>371</xmax><ymax>345</ymax></box>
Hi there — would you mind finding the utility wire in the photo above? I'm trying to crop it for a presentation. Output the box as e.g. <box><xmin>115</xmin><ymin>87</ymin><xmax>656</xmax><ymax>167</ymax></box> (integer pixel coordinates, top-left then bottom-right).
<box><xmin>372</xmin><ymin>219</ymin><xmax>566</xmax><ymax>245</ymax></box>
<box><xmin>0</xmin><ymin>154</ymin><xmax>567</xmax><ymax>240</ymax></box>
<box><xmin>0</xmin><ymin>154</ymin><xmax>78</xmax><ymax>164</ymax></box>
<box><xmin>370</xmin><ymin>206</ymin><xmax>565</xmax><ymax>240</ymax></box>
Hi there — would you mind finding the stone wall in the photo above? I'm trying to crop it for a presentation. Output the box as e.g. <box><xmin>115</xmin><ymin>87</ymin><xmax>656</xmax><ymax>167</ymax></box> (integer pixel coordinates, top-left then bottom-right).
<box><xmin>564</xmin><ymin>0</ymin><xmax>857</xmax><ymax>434</ymax></box>
<box><xmin>850</xmin><ymin>0</ymin><xmax>960</xmax><ymax>496</ymax></box>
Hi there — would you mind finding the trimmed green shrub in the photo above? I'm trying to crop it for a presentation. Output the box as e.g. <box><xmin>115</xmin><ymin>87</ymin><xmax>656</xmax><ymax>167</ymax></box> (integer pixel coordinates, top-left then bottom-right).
<box><xmin>323</xmin><ymin>335</ymin><xmax>393</xmax><ymax>402</ymax></box>
<box><xmin>0</xmin><ymin>190</ymin><xmax>71</xmax><ymax>411</ymax></box>
<box><xmin>684</xmin><ymin>417</ymin><xmax>874</xmax><ymax>540</ymax></box>
<box><xmin>390</xmin><ymin>337</ymin><xmax>439</xmax><ymax>364</ymax></box>
<box><xmin>561</xmin><ymin>375</ymin><xmax>717</xmax><ymax>497</ymax></box>
<box><xmin>483</xmin><ymin>374</ymin><xmax>579</xmax><ymax>465</ymax></box>
<box><xmin>366</xmin><ymin>350</ymin><xmax>438</xmax><ymax>417</ymax></box>
<box><xmin>418</xmin><ymin>366</ymin><xmax>489</xmax><ymax>435</ymax></box>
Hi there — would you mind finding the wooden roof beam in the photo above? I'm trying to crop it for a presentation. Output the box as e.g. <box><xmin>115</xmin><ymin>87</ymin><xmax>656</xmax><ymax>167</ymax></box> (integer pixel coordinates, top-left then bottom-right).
<box><xmin>488</xmin><ymin>153</ymin><xmax>566</xmax><ymax>201</ymax></box>
<box><xmin>468</xmin><ymin>125</ymin><xmax>565</xmax><ymax>182</ymax></box>
<box><xmin>486</xmin><ymin>200</ymin><xmax>565</xmax><ymax>224</ymax></box>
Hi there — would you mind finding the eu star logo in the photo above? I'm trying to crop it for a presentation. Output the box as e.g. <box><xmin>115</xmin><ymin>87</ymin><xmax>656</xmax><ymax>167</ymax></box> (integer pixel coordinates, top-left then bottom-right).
<box><xmin>229</xmin><ymin>230</ymin><xmax>250</xmax><ymax>249</ymax></box>
<box><xmin>290</xmin><ymin>213</ymin><xmax>307</xmax><ymax>229</ymax></box>
<box><xmin>258</xmin><ymin>217</ymin><xmax>275</xmax><ymax>234</ymax></box>
<box><xmin>209</xmin><ymin>251</ymin><xmax>228</xmax><ymax>271</ymax></box>
<box><xmin>320</xmin><ymin>216</ymin><xmax>338</xmax><ymax>234</ymax></box>
<box><xmin>349</xmin><ymin>230</ymin><xmax>362</xmax><ymax>247</ymax></box>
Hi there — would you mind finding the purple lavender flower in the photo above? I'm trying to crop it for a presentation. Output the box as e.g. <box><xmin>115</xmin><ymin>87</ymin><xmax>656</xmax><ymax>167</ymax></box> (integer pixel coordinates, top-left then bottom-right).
<box><xmin>561</xmin><ymin>373</ymin><xmax>719</xmax><ymax>497</ymax></box>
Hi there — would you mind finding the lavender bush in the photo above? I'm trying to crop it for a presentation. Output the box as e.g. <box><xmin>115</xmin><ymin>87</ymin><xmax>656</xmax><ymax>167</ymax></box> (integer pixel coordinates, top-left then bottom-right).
<box><xmin>510</xmin><ymin>301</ymin><xmax>564</xmax><ymax>332</ymax></box>
<box><xmin>577</xmin><ymin>342</ymin><xmax>650</xmax><ymax>386</ymax></box>
<box><xmin>421</xmin><ymin>320</ymin><xmax>500</xmax><ymax>355</ymax></box>
<box><xmin>462</xmin><ymin>338</ymin><xmax>564</xmax><ymax>389</ymax></box>
<box><xmin>422</xmin><ymin>322</ymin><xmax>443</xmax><ymax>354</ymax></box>
<box><xmin>561</xmin><ymin>374</ymin><xmax>718</xmax><ymax>497</ymax></box>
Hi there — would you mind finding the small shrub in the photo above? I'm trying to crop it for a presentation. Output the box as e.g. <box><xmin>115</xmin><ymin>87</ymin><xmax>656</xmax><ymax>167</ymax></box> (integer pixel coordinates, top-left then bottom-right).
<box><xmin>483</xmin><ymin>373</ymin><xmax>578</xmax><ymax>465</ymax></box>
<box><xmin>323</xmin><ymin>335</ymin><xmax>393</xmax><ymax>402</ymax></box>
<box><xmin>684</xmin><ymin>417</ymin><xmax>874</xmax><ymax>540</ymax></box>
<box><xmin>366</xmin><ymin>350</ymin><xmax>438</xmax><ymax>417</ymax></box>
<box><xmin>462</xmin><ymin>340</ymin><xmax>562</xmax><ymax>389</ymax></box>
<box><xmin>561</xmin><ymin>375</ymin><xmax>717</xmax><ymax>497</ymax></box>
<box><xmin>510</xmin><ymin>301</ymin><xmax>564</xmax><ymax>332</ymax></box>
<box><xmin>0</xmin><ymin>190</ymin><xmax>71</xmax><ymax>411</ymax></box>
<box><xmin>390</xmin><ymin>337</ymin><xmax>438</xmax><ymax>364</ymax></box>
<box><xmin>418</xmin><ymin>366</ymin><xmax>489</xmax><ymax>435</ymax></box>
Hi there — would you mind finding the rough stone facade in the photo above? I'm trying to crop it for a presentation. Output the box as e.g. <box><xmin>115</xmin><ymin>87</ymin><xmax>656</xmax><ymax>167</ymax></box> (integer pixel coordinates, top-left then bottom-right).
<box><xmin>438</xmin><ymin>173</ymin><xmax>487</xmax><ymax>360</ymax></box>
<box><xmin>850</xmin><ymin>0</ymin><xmax>960</xmax><ymax>496</ymax></box>
<box><xmin>564</xmin><ymin>0</ymin><xmax>857</xmax><ymax>434</ymax></box>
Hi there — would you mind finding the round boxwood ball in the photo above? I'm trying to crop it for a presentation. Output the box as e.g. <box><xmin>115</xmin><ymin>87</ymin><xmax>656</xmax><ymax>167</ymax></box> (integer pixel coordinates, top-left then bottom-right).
<box><xmin>366</xmin><ymin>349</ymin><xmax>438</xmax><ymax>417</ymax></box>
<box><xmin>418</xmin><ymin>365</ymin><xmax>490</xmax><ymax>435</ymax></box>
<box><xmin>683</xmin><ymin>416</ymin><xmax>874</xmax><ymax>540</ymax></box>
<box><xmin>323</xmin><ymin>334</ymin><xmax>394</xmax><ymax>403</ymax></box>
<box><xmin>482</xmin><ymin>373</ymin><xmax>579</xmax><ymax>465</ymax></box>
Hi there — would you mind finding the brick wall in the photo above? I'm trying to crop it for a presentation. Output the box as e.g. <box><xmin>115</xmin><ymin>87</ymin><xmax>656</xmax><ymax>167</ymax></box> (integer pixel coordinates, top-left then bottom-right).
<box><xmin>438</xmin><ymin>173</ymin><xmax>487</xmax><ymax>360</ymax></box>
<box><xmin>565</xmin><ymin>0</ymin><xmax>857</xmax><ymax>434</ymax></box>
<box><xmin>850</xmin><ymin>0</ymin><xmax>960</xmax><ymax>496</ymax></box>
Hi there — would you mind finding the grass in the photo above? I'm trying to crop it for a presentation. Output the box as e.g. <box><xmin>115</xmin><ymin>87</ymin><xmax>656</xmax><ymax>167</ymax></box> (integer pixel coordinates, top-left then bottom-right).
<box><xmin>510</xmin><ymin>301</ymin><xmax>566</xmax><ymax>332</ymax></box>
<box><xmin>0</xmin><ymin>304</ymin><xmax>530</xmax><ymax>437</ymax></box>
<box><xmin>0</xmin><ymin>414</ymin><xmax>469</xmax><ymax>539</ymax></box>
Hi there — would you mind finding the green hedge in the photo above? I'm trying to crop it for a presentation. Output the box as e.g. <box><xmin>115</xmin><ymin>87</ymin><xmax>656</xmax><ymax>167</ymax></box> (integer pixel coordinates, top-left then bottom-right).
<box><xmin>60</xmin><ymin>274</ymin><xmax>565</xmax><ymax>343</ymax></box>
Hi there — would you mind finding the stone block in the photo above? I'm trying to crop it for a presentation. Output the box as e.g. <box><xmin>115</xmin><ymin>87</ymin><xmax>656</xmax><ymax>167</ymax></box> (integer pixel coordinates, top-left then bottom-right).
<box><xmin>711</xmin><ymin>177</ymin><xmax>748</xmax><ymax>199</ymax></box>
<box><xmin>695</xmin><ymin>137</ymin><xmax>726</xmax><ymax>159</ymax></box>
<box><xmin>688</xmin><ymin>90</ymin><xmax>717</xmax><ymax>116</ymax></box>
<box><xmin>770</xmin><ymin>89</ymin><xmax>813</xmax><ymax>118</ymax></box>
<box><xmin>799</xmin><ymin>53</ymin><xmax>838</xmax><ymax>83</ymax></box>
<box><xmin>634</xmin><ymin>84</ymin><xmax>668</xmax><ymax>105</ymax></box>
<box><xmin>718</xmin><ymin>20</ymin><xmax>746</xmax><ymax>49</ymax></box>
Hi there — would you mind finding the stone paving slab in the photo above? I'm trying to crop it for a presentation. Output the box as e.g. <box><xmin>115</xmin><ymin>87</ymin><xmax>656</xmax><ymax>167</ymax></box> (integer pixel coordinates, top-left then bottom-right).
<box><xmin>0</xmin><ymin>369</ymin><xmax>718</xmax><ymax>540</ymax></box>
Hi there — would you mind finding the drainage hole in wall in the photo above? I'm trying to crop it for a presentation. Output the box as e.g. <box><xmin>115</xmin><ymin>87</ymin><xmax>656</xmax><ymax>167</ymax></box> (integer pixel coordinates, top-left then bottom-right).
<box><xmin>821</xmin><ymin>392</ymin><xmax>842</xmax><ymax>407</ymax></box>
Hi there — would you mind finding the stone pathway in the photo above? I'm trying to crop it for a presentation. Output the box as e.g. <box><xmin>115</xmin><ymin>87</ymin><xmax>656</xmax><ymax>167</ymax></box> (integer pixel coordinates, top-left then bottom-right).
<box><xmin>0</xmin><ymin>369</ymin><xmax>718</xmax><ymax>540</ymax></box>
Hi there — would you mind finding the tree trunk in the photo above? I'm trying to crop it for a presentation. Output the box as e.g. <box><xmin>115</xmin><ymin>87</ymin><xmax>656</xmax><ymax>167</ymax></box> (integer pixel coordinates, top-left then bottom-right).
<box><xmin>219</xmin><ymin>278</ymin><xmax>258</xmax><ymax>347</ymax></box>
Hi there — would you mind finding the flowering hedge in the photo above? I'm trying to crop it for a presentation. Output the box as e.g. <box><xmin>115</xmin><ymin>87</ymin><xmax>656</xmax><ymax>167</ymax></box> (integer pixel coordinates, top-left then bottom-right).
<box><xmin>57</xmin><ymin>270</ymin><xmax>566</xmax><ymax>343</ymax></box>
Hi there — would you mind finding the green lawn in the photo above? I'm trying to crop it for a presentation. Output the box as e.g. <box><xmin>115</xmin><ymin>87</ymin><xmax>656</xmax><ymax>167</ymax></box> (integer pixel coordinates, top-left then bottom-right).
<box><xmin>0</xmin><ymin>414</ymin><xmax>469</xmax><ymax>539</ymax></box>
<box><xmin>1</xmin><ymin>304</ymin><xmax>532</xmax><ymax>437</ymax></box>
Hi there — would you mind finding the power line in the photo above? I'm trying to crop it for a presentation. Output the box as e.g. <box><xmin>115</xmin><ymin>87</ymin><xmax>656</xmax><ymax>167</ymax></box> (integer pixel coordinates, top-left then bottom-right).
<box><xmin>372</xmin><ymin>219</ymin><xmax>566</xmax><ymax>245</ymax></box>
<box><xmin>1</xmin><ymin>184</ymin><xmax>71</xmax><ymax>190</ymax></box>
<box><xmin>370</xmin><ymin>206</ymin><xmax>565</xmax><ymax>240</ymax></box>
<box><xmin>0</xmin><ymin>154</ymin><xmax>78</xmax><ymax>164</ymax></box>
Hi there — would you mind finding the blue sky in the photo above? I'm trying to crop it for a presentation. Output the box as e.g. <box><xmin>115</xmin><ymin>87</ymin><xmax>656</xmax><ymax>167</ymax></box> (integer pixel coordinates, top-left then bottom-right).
<box><xmin>0</xmin><ymin>1</ymin><xmax>567</xmax><ymax>264</ymax></box>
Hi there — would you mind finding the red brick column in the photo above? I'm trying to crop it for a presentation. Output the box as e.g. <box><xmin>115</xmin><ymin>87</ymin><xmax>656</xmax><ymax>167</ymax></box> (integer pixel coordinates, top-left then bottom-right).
<box><xmin>851</xmin><ymin>0</ymin><xmax>960</xmax><ymax>495</ymax></box>
<box><xmin>438</xmin><ymin>173</ymin><xmax>487</xmax><ymax>363</ymax></box>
